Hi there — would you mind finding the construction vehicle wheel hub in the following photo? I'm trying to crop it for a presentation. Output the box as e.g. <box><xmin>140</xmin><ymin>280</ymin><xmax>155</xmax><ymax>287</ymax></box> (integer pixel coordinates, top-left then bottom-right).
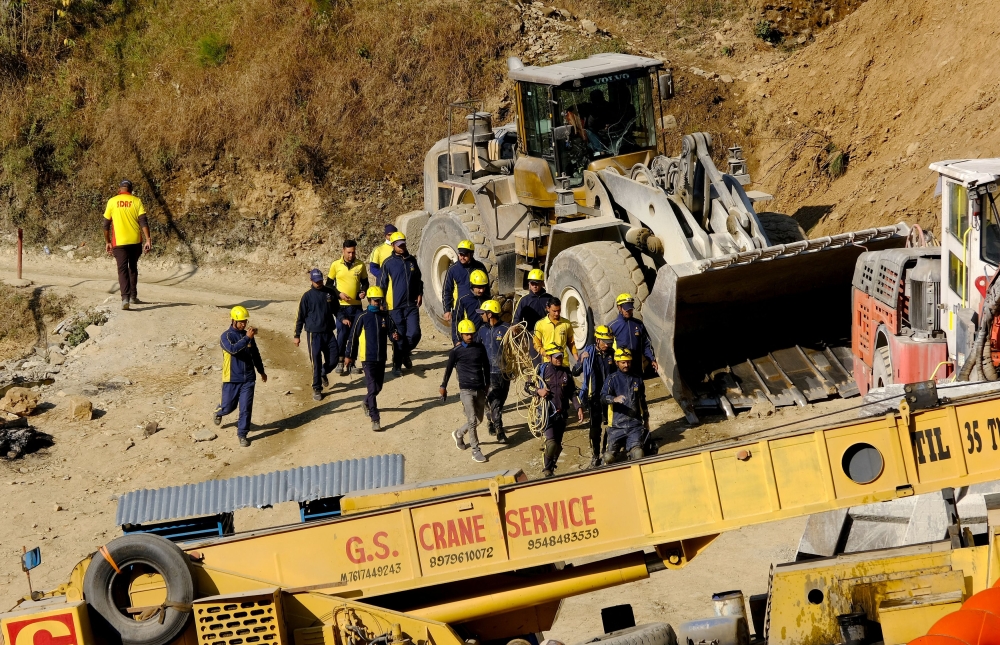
<box><xmin>560</xmin><ymin>285</ymin><xmax>590</xmax><ymax>343</ymax></box>
<box><xmin>430</xmin><ymin>244</ymin><xmax>458</xmax><ymax>302</ymax></box>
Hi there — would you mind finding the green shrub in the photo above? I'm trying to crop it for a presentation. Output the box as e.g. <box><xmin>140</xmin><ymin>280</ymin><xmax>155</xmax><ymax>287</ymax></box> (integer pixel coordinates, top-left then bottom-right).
<box><xmin>754</xmin><ymin>20</ymin><xmax>781</xmax><ymax>44</ymax></box>
<box><xmin>196</xmin><ymin>33</ymin><xmax>229</xmax><ymax>67</ymax></box>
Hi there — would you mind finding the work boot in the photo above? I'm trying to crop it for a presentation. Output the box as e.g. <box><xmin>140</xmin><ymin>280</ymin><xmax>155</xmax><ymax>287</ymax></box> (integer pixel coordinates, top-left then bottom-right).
<box><xmin>213</xmin><ymin>413</ymin><xmax>222</xmax><ymax>426</ymax></box>
<box><xmin>471</xmin><ymin>448</ymin><xmax>487</xmax><ymax>463</ymax></box>
<box><xmin>121</xmin><ymin>299</ymin><xmax>130</xmax><ymax>310</ymax></box>
<box><xmin>321</xmin><ymin>373</ymin><xmax>329</xmax><ymax>388</ymax></box>
<box><xmin>313</xmin><ymin>390</ymin><xmax>322</xmax><ymax>401</ymax></box>
<box><xmin>335</xmin><ymin>362</ymin><xmax>344</xmax><ymax>375</ymax></box>
<box><xmin>452</xmin><ymin>429</ymin><xmax>468</xmax><ymax>451</ymax></box>
<box><xmin>542</xmin><ymin>469</ymin><xmax>554</xmax><ymax>478</ymax></box>
<box><xmin>496</xmin><ymin>431</ymin><xmax>507</xmax><ymax>444</ymax></box>
<box><xmin>602</xmin><ymin>450</ymin><xmax>618</xmax><ymax>465</ymax></box>
<box><xmin>362</xmin><ymin>402</ymin><xmax>370</xmax><ymax>417</ymax></box>
<box><xmin>628</xmin><ymin>445</ymin><xmax>645</xmax><ymax>461</ymax></box>
<box><xmin>130</xmin><ymin>297</ymin><xmax>142</xmax><ymax>305</ymax></box>
<box><xmin>239</xmin><ymin>437</ymin><xmax>251</xmax><ymax>448</ymax></box>
<box><xmin>587</xmin><ymin>457</ymin><xmax>602</xmax><ymax>470</ymax></box>
<box><xmin>391</xmin><ymin>366</ymin><xmax>402</xmax><ymax>378</ymax></box>
<box><xmin>487</xmin><ymin>421</ymin><xmax>496</xmax><ymax>436</ymax></box>
<box><xmin>402</xmin><ymin>355</ymin><xmax>413</xmax><ymax>370</ymax></box>
<box><xmin>543</xmin><ymin>440</ymin><xmax>561</xmax><ymax>473</ymax></box>
<box><xmin>372</xmin><ymin>421</ymin><xmax>382</xmax><ymax>432</ymax></box>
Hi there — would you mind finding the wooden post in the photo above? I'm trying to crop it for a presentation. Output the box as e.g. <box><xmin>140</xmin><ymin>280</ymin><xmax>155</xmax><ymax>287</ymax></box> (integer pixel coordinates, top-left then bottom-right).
<box><xmin>17</xmin><ymin>227</ymin><xmax>23</xmax><ymax>280</ymax></box>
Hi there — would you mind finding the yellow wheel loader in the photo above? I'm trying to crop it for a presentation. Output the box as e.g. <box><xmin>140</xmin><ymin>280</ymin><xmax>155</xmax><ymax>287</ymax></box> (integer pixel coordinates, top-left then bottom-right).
<box><xmin>396</xmin><ymin>53</ymin><xmax>907</xmax><ymax>422</ymax></box>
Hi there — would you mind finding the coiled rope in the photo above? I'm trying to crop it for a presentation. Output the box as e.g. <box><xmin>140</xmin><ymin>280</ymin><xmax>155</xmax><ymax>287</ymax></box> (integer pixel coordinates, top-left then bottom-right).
<box><xmin>499</xmin><ymin>323</ymin><xmax>548</xmax><ymax>437</ymax></box>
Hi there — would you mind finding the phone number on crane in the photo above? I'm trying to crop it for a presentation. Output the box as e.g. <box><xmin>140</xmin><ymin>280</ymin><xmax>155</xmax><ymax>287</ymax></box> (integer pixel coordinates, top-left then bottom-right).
<box><xmin>526</xmin><ymin>528</ymin><xmax>600</xmax><ymax>550</ymax></box>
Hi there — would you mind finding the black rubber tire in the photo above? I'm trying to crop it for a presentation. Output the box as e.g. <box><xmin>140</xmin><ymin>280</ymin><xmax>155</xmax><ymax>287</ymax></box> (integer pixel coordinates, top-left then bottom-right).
<box><xmin>579</xmin><ymin>623</ymin><xmax>677</xmax><ymax>645</ymax></box>
<box><xmin>757</xmin><ymin>212</ymin><xmax>807</xmax><ymax>245</ymax></box>
<box><xmin>83</xmin><ymin>534</ymin><xmax>194</xmax><ymax>645</ymax></box>
<box><xmin>416</xmin><ymin>204</ymin><xmax>500</xmax><ymax>334</ymax></box>
<box><xmin>547</xmin><ymin>241</ymin><xmax>648</xmax><ymax>344</ymax></box>
<box><xmin>872</xmin><ymin>345</ymin><xmax>892</xmax><ymax>388</ymax></box>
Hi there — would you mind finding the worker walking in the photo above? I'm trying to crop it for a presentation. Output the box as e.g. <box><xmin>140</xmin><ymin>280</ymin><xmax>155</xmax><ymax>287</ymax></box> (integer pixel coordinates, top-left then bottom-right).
<box><xmin>214</xmin><ymin>306</ymin><xmax>268</xmax><ymax>447</ymax></box>
<box><xmin>532</xmin><ymin>343</ymin><xmax>584</xmax><ymax>477</ymax></box>
<box><xmin>513</xmin><ymin>269</ymin><xmax>549</xmax><ymax>331</ymax></box>
<box><xmin>601</xmin><ymin>349</ymin><xmax>649</xmax><ymax>463</ymax></box>
<box><xmin>573</xmin><ymin>325</ymin><xmax>617</xmax><ymax>468</ymax></box>
<box><xmin>532</xmin><ymin>297</ymin><xmax>579</xmax><ymax>364</ymax></box>
<box><xmin>451</xmin><ymin>269</ymin><xmax>489</xmax><ymax>345</ymax></box>
<box><xmin>294</xmin><ymin>269</ymin><xmax>339</xmax><ymax>401</ymax></box>
<box><xmin>443</xmin><ymin>240</ymin><xmax>491</xmax><ymax>325</ymax></box>
<box><xmin>368</xmin><ymin>224</ymin><xmax>398</xmax><ymax>284</ymax></box>
<box><xmin>609</xmin><ymin>294</ymin><xmax>657</xmax><ymax>377</ymax></box>
<box><xmin>378</xmin><ymin>232</ymin><xmax>423</xmax><ymax>377</ymax></box>
<box><xmin>440</xmin><ymin>319</ymin><xmax>490</xmax><ymax>463</ymax></box>
<box><xmin>327</xmin><ymin>239</ymin><xmax>369</xmax><ymax>375</ymax></box>
<box><xmin>102</xmin><ymin>179</ymin><xmax>152</xmax><ymax>310</ymax></box>
<box><xmin>478</xmin><ymin>300</ymin><xmax>511</xmax><ymax>442</ymax></box>
<box><xmin>344</xmin><ymin>287</ymin><xmax>400</xmax><ymax>432</ymax></box>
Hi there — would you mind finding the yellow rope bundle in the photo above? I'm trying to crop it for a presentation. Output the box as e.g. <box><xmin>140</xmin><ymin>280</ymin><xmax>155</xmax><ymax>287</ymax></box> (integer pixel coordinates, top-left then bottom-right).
<box><xmin>499</xmin><ymin>323</ymin><xmax>548</xmax><ymax>437</ymax></box>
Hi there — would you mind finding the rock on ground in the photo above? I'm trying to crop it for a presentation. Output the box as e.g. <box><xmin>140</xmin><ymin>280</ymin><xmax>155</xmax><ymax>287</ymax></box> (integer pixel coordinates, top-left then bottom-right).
<box><xmin>192</xmin><ymin>428</ymin><xmax>217</xmax><ymax>442</ymax></box>
<box><xmin>67</xmin><ymin>396</ymin><xmax>93</xmax><ymax>421</ymax></box>
<box><xmin>0</xmin><ymin>388</ymin><xmax>41</xmax><ymax>417</ymax></box>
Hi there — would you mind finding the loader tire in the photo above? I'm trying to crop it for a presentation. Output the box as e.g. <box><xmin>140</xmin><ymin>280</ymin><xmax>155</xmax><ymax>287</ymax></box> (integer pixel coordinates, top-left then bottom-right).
<box><xmin>548</xmin><ymin>241</ymin><xmax>648</xmax><ymax>344</ymax></box>
<box><xmin>757</xmin><ymin>212</ymin><xmax>807</xmax><ymax>245</ymax></box>
<box><xmin>872</xmin><ymin>345</ymin><xmax>893</xmax><ymax>388</ymax></box>
<box><xmin>579</xmin><ymin>623</ymin><xmax>677</xmax><ymax>645</ymax></box>
<box><xmin>416</xmin><ymin>204</ymin><xmax>503</xmax><ymax>334</ymax></box>
<box><xmin>83</xmin><ymin>533</ymin><xmax>194</xmax><ymax>645</ymax></box>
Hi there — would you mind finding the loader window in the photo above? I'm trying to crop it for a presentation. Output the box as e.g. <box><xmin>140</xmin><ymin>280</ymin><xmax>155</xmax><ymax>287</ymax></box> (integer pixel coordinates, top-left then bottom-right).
<box><xmin>553</xmin><ymin>72</ymin><xmax>657</xmax><ymax>187</ymax></box>
<box><xmin>982</xmin><ymin>193</ymin><xmax>1000</xmax><ymax>267</ymax></box>
<box><xmin>949</xmin><ymin>182</ymin><xmax>970</xmax><ymax>242</ymax></box>
<box><xmin>949</xmin><ymin>251</ymin><xmax>967</xmax><ymax>301</ymax></box>
<box><xmin>521</xmin><ymin>83</ymin><xmax>554</xmax><ymax>161</ymax></box>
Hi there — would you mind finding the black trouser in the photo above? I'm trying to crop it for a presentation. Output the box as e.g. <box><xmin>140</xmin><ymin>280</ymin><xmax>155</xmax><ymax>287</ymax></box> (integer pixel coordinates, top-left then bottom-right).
<box><xmin>336</xmin><ymin>305</ymin><xmax>362</xmax><ymax>362</ymax></box>
<box><xmin>112</xmin><ymin>244</ymin><xmax>142</xmax><ymax>299</ymax></box>
<box><xmin>543</xmin><ymin>413</ymin><xmax>567</xmax><ymax>471</ymax></box>
<box><xmin>588</xmin><ymin>401</ymin><xmax>607</xmax><ymax>459</ymax></box>
<box><xmin>389</xmin><ymin>305</ymin><xmax>421</xmax><ymax>369</ymax></box>
<box><xmin>363</xmin><ymin>361</ymin><xmax>386</xmax><ymax>422</ymax></box>
<box><xmin>306</xmin><ymin>331</ymin><xmax>336</xmax><ymax>391</ymax></box>
<box><xmin>486</xmin><ymin>373</ymin><xmax>510</xmax><ymax>436</ymax></box>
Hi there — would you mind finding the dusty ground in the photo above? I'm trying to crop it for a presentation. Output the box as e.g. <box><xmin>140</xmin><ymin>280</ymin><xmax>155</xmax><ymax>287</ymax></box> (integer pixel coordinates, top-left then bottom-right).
<box><xmin>0</xmin><ymin>250</ymin><xmax>860</xmax><ymax>640</ymax></box>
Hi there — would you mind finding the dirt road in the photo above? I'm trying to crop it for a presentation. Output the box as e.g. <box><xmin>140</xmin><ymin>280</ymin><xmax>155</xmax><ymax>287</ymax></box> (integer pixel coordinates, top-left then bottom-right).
<box><xmin>0</xmin><ymin>251</ymin><xmax>848</xmax><ymax>639</ymax></box>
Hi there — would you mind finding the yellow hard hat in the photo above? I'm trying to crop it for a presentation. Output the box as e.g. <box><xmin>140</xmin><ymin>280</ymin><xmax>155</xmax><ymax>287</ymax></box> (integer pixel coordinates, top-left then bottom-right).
<box><xmin>527</xmin><ymin>269</ymin><xmax>545</xmax><ymax>282</ymax></box>
<box><xmin>230</xmin><ymin>306</ymin><xmax>249</xmax><ymax>321</ymax></box>
<box><xmin>594</xmin><ymin>325</ymin><xmax>614</xmax><ymax>341</ymax></box>
<box><xmin>457</xmin><ymin>240</ymin><xmax>475</xmax><ymax>252</ymax></box>
<box><xmin>478</xmin><ymin>300</ymin><xmax>501</xmax><ymax>315</ymax></box>
<box><xmin>390</xmin><ymin>232</ymin><xmax>406</xmax><ymax>244</ymax></box>
<box><xmin>615</xmin><ymin>293</ymin><xmax>635</xmax><ymax>307</ymax></box>
<box><xmin>457</xmin><ymin>319</ymin><xmax>477</xmax><ymax>334</ymax></box>
<box><xmin>614</xmin><ymin>348</ymin><xmax>633</xmax><ymax>361</ymax></box>
<box><xmin>469</xmin><ymin>269</ymin><xmax>489</xmax><ymax>286</ymax></box>
<box><xmin>544</xmin><ymin>342</ymin><xmax>564</xmax><ymax>357</ymax></box>
<box><xmin>366</xmin><ymin>286</ymin><xmax>384</xmax><ymax>299</ymax></box>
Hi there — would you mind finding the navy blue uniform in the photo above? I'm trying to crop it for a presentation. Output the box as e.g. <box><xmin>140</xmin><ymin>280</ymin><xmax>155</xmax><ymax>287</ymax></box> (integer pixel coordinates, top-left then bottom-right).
<box><xmin>532</xmin><ymin>362</ymin><xmax>579</xmax><ymax>473</ymax></box>
<box><xmin>348</xmin><ymin>309</ymin><xmax>399</xmax><ymax>423</ymax></box>
<box><xmin>479</xmin><ymin>321</ymin><xmax>511</xmax><ymax>437</ymax></box>
<box><xmin>451</xmin><ymin>292</ymin><xmax>485</xmax><ymax>345</ymax></box>
<box><xmin>513</xmin><ymin>290</ymin><xmax>549</xmax><ymax>332</ymax></box>
<box><xmin>217</xmin><ymin>326</ymin><xmax>266</xmax><ymax>438</ymax></box>
<box><xmin>294</xmin><ymin>286</ymin><xmax>339</xmax><ymax>392</ymax></box>
<box><xmin>442</xmin><ymin>259</ymin><xmax>490</xmax><ymax>315</ymax></box>
<box><xmin>609</xmin><ymin>314</ymin><xmax>656</xmax><ymax>376</ymax></box>
<box><xmin>601</xmin><ymin>370</ymin><xmax>648</xmax><ymax>453</ymax></box>
<box><xmin>574</xmin><ymin>343</ymin><xmax>617</xmax><ymax>459</ymax></box>
<box><xmin>379</xmin><ymin>252</ymin><xmax>423</xmax><ymax>369</ymax></box>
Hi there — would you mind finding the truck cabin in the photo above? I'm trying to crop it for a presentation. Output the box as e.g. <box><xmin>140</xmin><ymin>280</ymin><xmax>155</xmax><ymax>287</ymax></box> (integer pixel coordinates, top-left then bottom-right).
<box><xmin>508</xmin><ymin>53</ymin><xmax>665</xmax><ymax>190</ymax></box>
<box><xmin>929</xmin><ymin>159</ymin><xmax>1000</xmax><ymax>360</ymax></box>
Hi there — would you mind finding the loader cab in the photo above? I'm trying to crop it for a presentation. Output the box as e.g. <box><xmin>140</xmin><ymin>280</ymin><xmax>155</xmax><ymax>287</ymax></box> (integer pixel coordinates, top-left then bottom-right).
<box><xmin>929</xmin><ymin>159</ymin><xmax>1000</xmax><ymax>363</ymax></box>
<box><xmin>508</xmin><ymin>53</ymin><xmax>664</xmax><ymax>207</ymax></box>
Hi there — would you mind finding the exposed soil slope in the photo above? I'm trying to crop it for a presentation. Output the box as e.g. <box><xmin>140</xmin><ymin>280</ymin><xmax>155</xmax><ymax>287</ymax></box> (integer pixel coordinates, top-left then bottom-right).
<box><xmin>747</xmin><ymin>0</ymin><xmax>1000</xmax><ymax>237</ymax></box>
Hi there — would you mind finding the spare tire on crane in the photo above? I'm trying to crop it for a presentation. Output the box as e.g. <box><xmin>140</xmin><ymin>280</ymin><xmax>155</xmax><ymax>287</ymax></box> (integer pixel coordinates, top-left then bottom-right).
<box><xmin>83</xmin><ymin>533</ymin><xmax>195</xmax><ymax>645</ymax></box>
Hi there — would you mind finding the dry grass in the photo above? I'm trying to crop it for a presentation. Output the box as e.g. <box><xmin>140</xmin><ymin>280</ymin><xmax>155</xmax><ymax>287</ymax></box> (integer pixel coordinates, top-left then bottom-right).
<box><xmin>0</xmin><ymin>284</ymin><xmax>73</xmax><ymax>360</ymax></box>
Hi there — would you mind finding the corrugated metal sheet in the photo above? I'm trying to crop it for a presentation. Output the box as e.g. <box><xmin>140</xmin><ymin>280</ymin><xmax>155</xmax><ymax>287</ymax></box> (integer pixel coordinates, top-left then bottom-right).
<box><xmin>115</xmin><ymin>454</ymin><xmax>404</xmax><ymax>526</ymax></box>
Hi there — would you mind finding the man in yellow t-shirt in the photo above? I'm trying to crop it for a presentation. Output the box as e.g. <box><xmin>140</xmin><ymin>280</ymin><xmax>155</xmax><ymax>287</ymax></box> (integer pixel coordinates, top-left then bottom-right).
<box><xmin>327</xmin><ymin>239</ymin><xmax>370</xmax><ymax>374</ymax></box>
<box><xmin>367</xmin><ymin>224</ymin><xmax>397</xmax><ymax>284</ymax></box>
<box><xmin>532</xmin><ymin>296</ymin><xmax>580</xmax><ymax>364</ymax></box>
<box><xmin>102</xmin><ymin>180</ymin><xmax>151</xmax><ymax>310</ymax></box>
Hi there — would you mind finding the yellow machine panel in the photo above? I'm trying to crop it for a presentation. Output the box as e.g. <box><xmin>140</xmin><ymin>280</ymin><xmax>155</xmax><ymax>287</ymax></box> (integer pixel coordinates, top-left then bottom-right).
<box><xmin>340</xmin><ymin>471</ymin><xmax>524</xmax><ymax>516</ymax></box>
<box><xmin>1</xmin><ymin>599</ymin><xmax>93</xmax><ymax>645</ymax></box>
<box><xmin>194</xmin><ymin>589</ymin><xmax>286</xmax><ymax>645</ymax></box>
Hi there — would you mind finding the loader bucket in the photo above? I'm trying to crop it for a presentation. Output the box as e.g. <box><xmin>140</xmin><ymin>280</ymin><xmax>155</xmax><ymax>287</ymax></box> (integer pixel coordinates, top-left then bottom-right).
<box><xmin>643</xmin><ymin>225</ymin><xmax>908</xmax><ymax>421</ymax></box>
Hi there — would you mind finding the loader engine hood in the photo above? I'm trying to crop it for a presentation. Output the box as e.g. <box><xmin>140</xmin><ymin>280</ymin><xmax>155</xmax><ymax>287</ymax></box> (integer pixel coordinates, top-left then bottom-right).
<box><xmin>644</xmin><ymin>225</ymin><xmax>908</xmax><ymax>421</ymax></box>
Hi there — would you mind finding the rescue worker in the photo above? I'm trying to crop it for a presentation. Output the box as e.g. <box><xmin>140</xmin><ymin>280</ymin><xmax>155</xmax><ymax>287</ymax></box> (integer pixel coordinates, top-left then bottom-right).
<box><xmin>214</xmin><ymin>306</ymin><xmax>267</xmax><ymax>447</ymax></box>
<box><xmin>532</xmin><ymin>297</ymin><xmax>580</xmax><ymax>364</ymax></box>
<box><xmin>601</xmin><ymin>349</ymin><xmax>649</xmax><ymax>463</ymax></box>
<box><xmin>532</xmin><ymin>343</ymin><xmax>584</xmax><ymax>477</ymax></box>
<box><xmin>513</xmin><ymin>269</ymin><xmax>549</xmax><ymax>331</ymax></box>
<box><xmin>451</xmin><ymin>269</ymin><xmax>489</xmax><ymax>345</ymax></box>
<box><xmin>442</xmin><ymin>240</ymin><xmax>491</xmax><ymax>325</ymax></box>
<box><xmin>378</xmin><ymin>232</ymin><xmax>423</xmax><ymax>377</ymax></box>
<box><xmin>440</xmin><ymin>318</ymin><xmax>490</xmax><ymax>464</ymax></box>
<box><xmin>344</xmin><ymin>287</ymin><xmax>400</xmax><ymax>432</ymax></box>
<box><xmin>293</xmin><ymin>269</ymin><xmax>339</xmax><ymax>401</ymax></box>
<box><xmin>327</xmin><ymin>239</ymin><xmax>369</xmax><ymax>375</ymax></box>
<box><xmin>478</xmin><ymin>299</ymin><xmax>511</xmax><ymax>442</ymax></box>
<box><xmin>368</xmin><ymin>224</ymin><xmax>397</xmax><ymax>284</ymax></box>
<box><xmin>573</xmin><ymin>325</ymin><xmax>617</xmax><ymax>468</ymax></box>
<box><xmin>102</xmin><ymin>179</ymin><xmax>152</xmax><ymax>310</ymax></box>
<box><xmin>609</xmin><ymin>293</ymin><xmax>658</xmax><ymax>377</ymax></box>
